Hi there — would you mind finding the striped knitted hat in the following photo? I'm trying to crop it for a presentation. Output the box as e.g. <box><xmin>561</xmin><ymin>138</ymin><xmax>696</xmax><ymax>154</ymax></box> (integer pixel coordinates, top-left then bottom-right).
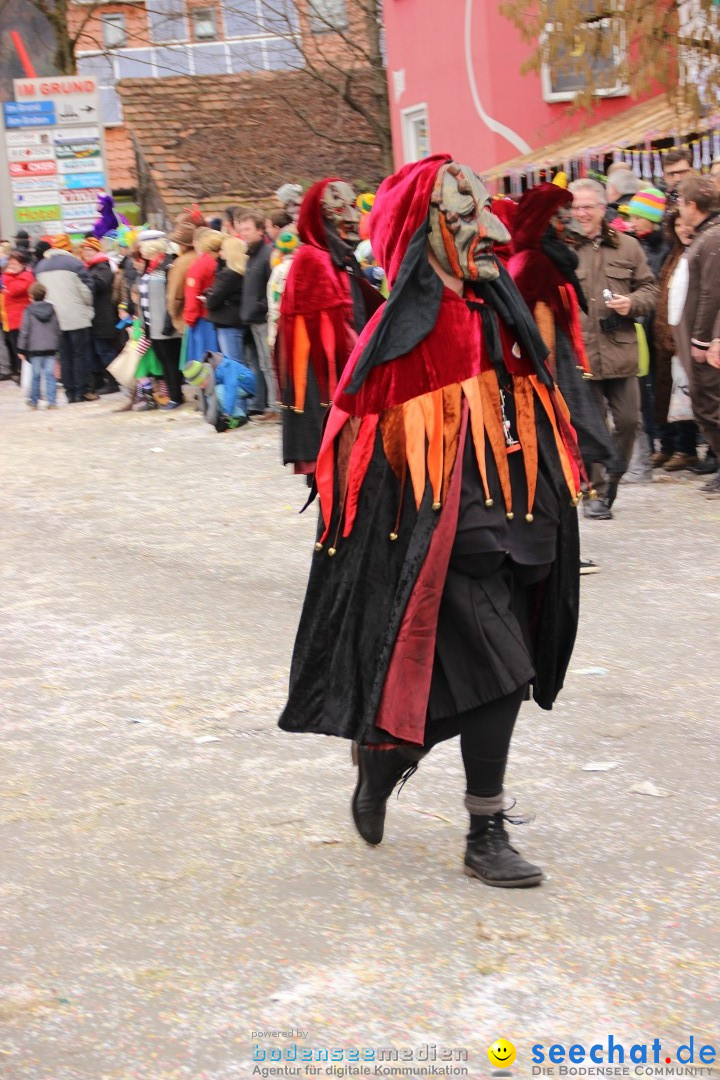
<box><xmin>627</xmin><ymin>187</ymin><xmax>666</xmax><ymax>224</ymax></box>
<box><xmin>183</xmin><ymin>361</ymin><xmax>209</xmax><ymax>386</ymax></box>
<box><xmin>276</xmin><ymin>227</ymin><xmax>299</xmax><ymax>254</ymax></box>
<box><xmin>81</xmin><ymin>235</ymin><xmax>102</xmax><ymax>252</ymax></box>
<box><xmin>356</xmin><ymin>192</ymin><xmax>375</xmax><ymax>214</ymax></box>
<box><xmin>52</xmin><ymin>233</ymin><xmax>72</xmax><ymax>250</ymax></box>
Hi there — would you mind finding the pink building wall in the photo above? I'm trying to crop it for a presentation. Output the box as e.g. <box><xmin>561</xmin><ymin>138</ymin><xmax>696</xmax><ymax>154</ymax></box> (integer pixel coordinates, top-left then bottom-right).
<box><xmin>383</xmin><ymin>0</ymin><xmax>650</xmax><ymax>174</ymax></box>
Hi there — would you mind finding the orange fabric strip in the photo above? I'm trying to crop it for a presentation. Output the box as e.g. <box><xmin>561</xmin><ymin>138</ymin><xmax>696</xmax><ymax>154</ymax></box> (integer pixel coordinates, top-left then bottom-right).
<box><xmin>292</xmin><ymin>314</ymin><xmax>311</xmax><ymax>413</ymax></box>
<box><xmin>513</xmin><ymin>375</ymin><xmax>538</xmax><ymax>516</ymax></box>
<box><xmin>379</xmin><ymin>405</ymin><xmax>407</xmax><ymax>479</ymax></box>
<box><xmin>529</xmin><ymin>375</ymin><xmax>578</xmax><ymax>499</ymax></box>
<box><xmin>460</xmin><ymin>376</ymin><xmax>491</xmax><ymax>502</ymax></box>
<box><xmin>403</xmin><ymin>397</ymin><xmax>428</xmax><ymax>510</ymax></box>
<box><xmin>419</xmin><ymin>390</ymin><xmax>444</xmax><ymax>507</ymax></box>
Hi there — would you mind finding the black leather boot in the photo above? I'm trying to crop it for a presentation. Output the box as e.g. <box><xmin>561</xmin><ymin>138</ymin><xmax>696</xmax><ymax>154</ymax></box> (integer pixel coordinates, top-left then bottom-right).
<box><xmin>464</xmin><ymin>813</ymin><xmax>543</xmax><ymax>887</ymax></box>
<box><xmin>351</xmin><ymin>743</ymin><xmax>422</xmax><ymax>845</ymax></box>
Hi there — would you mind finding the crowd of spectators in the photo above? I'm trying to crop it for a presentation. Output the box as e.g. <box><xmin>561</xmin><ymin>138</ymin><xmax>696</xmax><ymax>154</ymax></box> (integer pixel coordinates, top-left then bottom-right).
<box><xmin>1</xmin><ymin>156</ymin><xmax>719</xmax><ymax>502</ymax></box>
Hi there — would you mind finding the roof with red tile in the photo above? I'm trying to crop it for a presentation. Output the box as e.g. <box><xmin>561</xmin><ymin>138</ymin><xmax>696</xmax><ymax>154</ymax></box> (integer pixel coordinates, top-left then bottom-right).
<box><xmin>116</xmin><ymin>70</ymin><xmax>386</xmax><ymax>217</ymax></box>
<box><xmin>104</xmin><ymin>125</ymin><xmax>137</xmax><ymax>192</ymax></box>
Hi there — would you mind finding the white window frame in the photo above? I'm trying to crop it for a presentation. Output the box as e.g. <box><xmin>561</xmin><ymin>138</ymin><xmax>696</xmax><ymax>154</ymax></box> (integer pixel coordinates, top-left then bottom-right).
<box><xmin>540</xmin><ymin>17</ymin><xmax>629</xmax><ymax>103</ymax></box>
<box><xmin>307</xmin><ymin>0</ymin><xmax>348</xmax><ymax>34</ymax></box>
<box><xmin>401</xmin><ymin>103</ymin><xmax>430</xmax><ymax>164</ymax></box>
<box><xmin>192</xmin><ymin>7</ymin><xmax>218</xmax><ymax>41</ymax></box>
<box><xmin>101</xmin><ymin>13</ymin><xmax>127</xmax><ymax>48</ymax></box>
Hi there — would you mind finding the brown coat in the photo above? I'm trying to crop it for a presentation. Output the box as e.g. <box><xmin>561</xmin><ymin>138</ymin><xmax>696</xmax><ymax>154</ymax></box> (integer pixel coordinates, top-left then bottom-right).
<box><xmin>166</xmin><ymin>248</ymin><xmax>196</xmax><ymax>334</ymax></box>
<box><xmin>673</xmin><ymin>211</ymin><xmax>720</xmax><ymax>369</ymax></box>
<box><xmin>575</xmin><ymin>225</ymin><xmax>659</xmax><ymax>380</ymax></box>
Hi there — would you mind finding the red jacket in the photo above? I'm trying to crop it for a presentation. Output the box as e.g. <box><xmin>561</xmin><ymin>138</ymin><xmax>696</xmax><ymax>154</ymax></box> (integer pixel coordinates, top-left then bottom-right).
<box><xmin>1</xmin><ymin>268</ymin><xmax>34</xmax><ymax>331</ymax></box>
<box><xmin>183</xmin><ymin>253</ymin><xmax>217</xmax><ymax>327</ymax></box>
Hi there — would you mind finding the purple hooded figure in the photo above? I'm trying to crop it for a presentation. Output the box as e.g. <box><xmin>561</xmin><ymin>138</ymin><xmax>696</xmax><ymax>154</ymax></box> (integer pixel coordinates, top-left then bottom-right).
<box><xmin>93</xmin><ymin>194</ymin><xmax>130</xmax><ymax>239</ymax></box>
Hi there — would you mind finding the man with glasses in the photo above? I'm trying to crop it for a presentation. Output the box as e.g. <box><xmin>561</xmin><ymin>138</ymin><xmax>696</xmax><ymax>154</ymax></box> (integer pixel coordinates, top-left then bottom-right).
<box><xmin>663</xmin><ymin>149</ymin><xmax>694</xmax><ymax>197</ymax></box>
<box><xmin>569</xmin><ymin>179</ymin><xmax>659</xmax><ymax>518</ymax></box>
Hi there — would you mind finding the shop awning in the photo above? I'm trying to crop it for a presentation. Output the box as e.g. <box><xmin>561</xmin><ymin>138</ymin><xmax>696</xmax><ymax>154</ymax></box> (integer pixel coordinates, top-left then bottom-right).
<box><xmin>482</xmin><ymin>94</ymin><xmax>703</xmax><ymax>183</ymax></box>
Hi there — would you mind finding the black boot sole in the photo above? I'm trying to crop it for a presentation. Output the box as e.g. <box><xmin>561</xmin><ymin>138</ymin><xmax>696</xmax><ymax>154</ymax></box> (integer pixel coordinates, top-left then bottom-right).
<box><xmin>463</xmin><ymin>862</ymin><xmax>544</xmax><ymax>888</ymax></box>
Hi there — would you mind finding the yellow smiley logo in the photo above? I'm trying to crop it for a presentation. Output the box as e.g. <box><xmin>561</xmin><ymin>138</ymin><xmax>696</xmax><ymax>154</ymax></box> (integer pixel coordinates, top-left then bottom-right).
<box><xmin>488</xmin><ymin>1039</ymin><xmax>516</xmax><ymax>1068</ymax></box>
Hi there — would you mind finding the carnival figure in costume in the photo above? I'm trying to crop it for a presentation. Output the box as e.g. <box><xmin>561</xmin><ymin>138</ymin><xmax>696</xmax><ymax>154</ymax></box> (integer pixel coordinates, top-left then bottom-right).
<box><xmin>507</xmin><ymin>183</ymin><xmax>622</xmax><ymax>482</ymax></box>
<box><xmin>275</xmin><ymin>179</ymin><xmax>384</xmax><ymax>477</ymax></box>
<box><xmin>279</xmin><ymin>156</ymin><xmax>585</xmax><ymax>888</ymax></box>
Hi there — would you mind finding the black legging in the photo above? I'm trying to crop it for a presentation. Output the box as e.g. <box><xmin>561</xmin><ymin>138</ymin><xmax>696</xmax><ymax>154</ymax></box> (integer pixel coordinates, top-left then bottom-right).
<box><xmin>423</xmin><ymin>685</ymin><xmax>527</xmax><ymax>798</ymax></box>
<box><xmin>152</xmin><ymin>337</ymin><xmax>184</xmax><ymax>405</ymax></box>
<box><xmin>4</xmin><ymin>329</ymin><xmax>20</xmax><ymax>376</ymax></box>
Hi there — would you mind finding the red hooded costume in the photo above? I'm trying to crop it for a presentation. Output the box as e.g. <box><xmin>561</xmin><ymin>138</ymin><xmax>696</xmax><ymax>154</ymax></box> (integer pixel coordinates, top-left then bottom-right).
<box><xmin>275</xmin><ymin>178</ymin><xmax>383</xmax><ymax>472</ymax></box>
<box><xmin>508</xmin><ymin>183</ymin><xmax>621</xmax><ymax>476</ymax></box>
<box><xmin>279</xmin><ymin>157</ymin><xmax>581</xmax><ymax>749</ymax></box>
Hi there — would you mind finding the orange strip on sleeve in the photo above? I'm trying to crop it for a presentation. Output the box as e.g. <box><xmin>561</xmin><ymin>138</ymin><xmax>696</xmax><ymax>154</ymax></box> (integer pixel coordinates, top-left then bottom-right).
<box><xmin>460</xmin><ymin>377</ymin><xmax>491</xmax><ymax>503</ymax></box>
<box><xmin>530</xmin><ymin>376</ymin><xmax>578</xmax><ymax>499</ymax></box>
<box><xmin>513</xmin><ymin>375</ymin><xmax>539</xmax><ymax>517</ymax></box>
<box><xmin>419</xmin><ymin>390</ymin><xmax>444</xmax><ymax>507</ymax></box>
<box><xmin>403</xmin><ymin>397</ymin><xmax>428</xmax><ymax>510</ymax></box>
<box><xmin>380</xmin><ymin>405</ymin><xmax>407</xmax><ymax>480</ymax></box>
<box><xmin>292</xmin><ymin>314</ymin><xmax>311</xmax><ymax>413</ymax></box>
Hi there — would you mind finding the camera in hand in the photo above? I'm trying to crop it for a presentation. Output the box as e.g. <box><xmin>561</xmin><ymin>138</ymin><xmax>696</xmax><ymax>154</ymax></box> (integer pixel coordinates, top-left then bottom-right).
<box><xmin>600</xmin><ymin>311</ymin><xmax>622</xmax><ymax>332</ymax></box>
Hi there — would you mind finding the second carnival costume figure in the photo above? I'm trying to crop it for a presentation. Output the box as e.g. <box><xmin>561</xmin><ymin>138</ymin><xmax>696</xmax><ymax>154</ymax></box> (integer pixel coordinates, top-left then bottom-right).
<box><xmin>507</xmin><ymin>183</ymin><xmax>623</xmax><ymax>496</ymax></box>
<box><xmin>275</xmin><ymin>178</ymin><xmax>384</xmax><ymax>478</ymax></box>
<box><xmin>279</xmin><ymin>156</ymin><xmax>585</xmax><ymax>887</ymax></box>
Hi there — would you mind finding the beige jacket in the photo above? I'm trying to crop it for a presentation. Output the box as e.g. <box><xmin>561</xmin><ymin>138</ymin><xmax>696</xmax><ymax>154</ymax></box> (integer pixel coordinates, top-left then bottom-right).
<box><xmin>166</xmin><ymin>249</ymin><xmax>196</xmax><ymax>334</ymax></box>
<box><xmin>575</xmin><ymin>225</ymin><xmax>658</xmax><ymax>380</ymax></box>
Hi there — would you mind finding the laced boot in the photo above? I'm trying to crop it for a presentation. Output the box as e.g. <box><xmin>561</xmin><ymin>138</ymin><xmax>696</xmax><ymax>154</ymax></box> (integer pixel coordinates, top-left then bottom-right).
<box><xmin>464</xmin><ymin>812</ymin><xmax>543</xmax><ymax>888</ymax></box>
<box><xmin>351</xmin><ymin>743</ymin><xmax>423</xmax><ymax>845</ymax></box>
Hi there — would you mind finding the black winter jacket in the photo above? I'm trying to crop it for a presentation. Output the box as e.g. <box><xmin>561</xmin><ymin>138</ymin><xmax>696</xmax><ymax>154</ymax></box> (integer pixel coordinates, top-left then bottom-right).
<box><xmin>85</xmin><ymin>257</ymin><xmax>117</xmax><ymax>338</ymax></box>
<box><xmin>206</xmin><ymin>264</ymin><xmax>244</xmax><ymax>328</ymax></box>
<box><xmin>239</xmin><ymin>241</ymin><xmax>271</xmax><ymax>325</ymax></box>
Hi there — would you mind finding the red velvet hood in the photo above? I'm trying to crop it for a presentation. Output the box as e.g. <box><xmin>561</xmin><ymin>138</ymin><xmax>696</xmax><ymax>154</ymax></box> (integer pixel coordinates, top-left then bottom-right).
<box><xmin>511</xmin><ymin>183</ymin><xmax>573</xmax><ymax>253</ymax></box>
<box><xmin>298</xmin><ymin>177</ymin><xmax>339</xmax><ymax>250</ymax></box>
<box><xmin>283</xmin><ymin>178</ymin><xmax>352</xmax><ymax>318</ymax></box>
<box><xmin>369</xmin><ymin>153</ymin><xmax>452</xmax><ymax>286</ymax></box>
<box><xmin>491</xmin><ymin>197</ymin><xmax>518</xmax><ymax>266</ymax></box>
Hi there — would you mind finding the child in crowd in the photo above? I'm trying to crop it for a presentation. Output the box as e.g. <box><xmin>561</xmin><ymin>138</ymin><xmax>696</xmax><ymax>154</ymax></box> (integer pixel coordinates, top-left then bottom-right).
<box><xmin>183</xmin><ymin>351</ymin><xmax>256</xmax><ymax>432</ymax></box>
<box><xmin>1</xmin><ymin>250</ymin><xmax>35</xmax><ymax>382</ymax></box>
<box><xmin>17</xmin><ymin>281</ymin><xmax>61</xmax><ymax>409</ymax></box>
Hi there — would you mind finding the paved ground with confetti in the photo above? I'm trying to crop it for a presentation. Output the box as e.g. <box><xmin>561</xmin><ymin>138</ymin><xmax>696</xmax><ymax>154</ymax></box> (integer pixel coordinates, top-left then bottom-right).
<box><xmin>1</xmin><ymin>380</ymin><xmax>718</xmax><ymax>1080</ymax></box>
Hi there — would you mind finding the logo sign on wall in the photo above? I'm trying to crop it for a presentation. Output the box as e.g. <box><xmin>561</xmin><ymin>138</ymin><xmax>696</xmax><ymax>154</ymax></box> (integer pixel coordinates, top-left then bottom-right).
<box><xmin>16</xmin><ymin>204</ymin><xmax>62</xmax><ymax>223</ymax></box>
<box><xmin>5</xmin><ymin>129</ymin><xmax>53</xmax><ymax>148</ymax></box>
<box><xmin>7</xmin><ymin>143</ymin><xmax>56</xmax><ymax>162</ymax></box>
<box><xmin>10</xmin><ymin>176</ymin><xmax>60</xmax><ymax>193</ymax></box>
<box><xmin>3</xmin><ymin>101</ymin><xmax>56</xmax><ymax>128</ymax></box>
<box><xmin>58</xmin><ymin>157</ymin><xmax>102</xmax><ymax>174</ymax></box>
<box><xmin>9</xmin><ymin>159</ymin><xmax>57</xmax><ymax>177</ymax></box>
<box><xmin>53</xmin><ymin>126</ymin><xmax>100</xmax><ymax>143</ymax></box>
<box><xmin>64</xmin><ymin>172</ymin><xmax>105</xmax><ymax>190</ymax></box>
<box><xmin>13</xmin><ymin>189</ymin><xmax>61</xmax><ymax>207</ymax></box>
<box><xmin>56</xmin><ymin>144</ymin><xmax>102</xmax><ymax>163</ymax></box>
